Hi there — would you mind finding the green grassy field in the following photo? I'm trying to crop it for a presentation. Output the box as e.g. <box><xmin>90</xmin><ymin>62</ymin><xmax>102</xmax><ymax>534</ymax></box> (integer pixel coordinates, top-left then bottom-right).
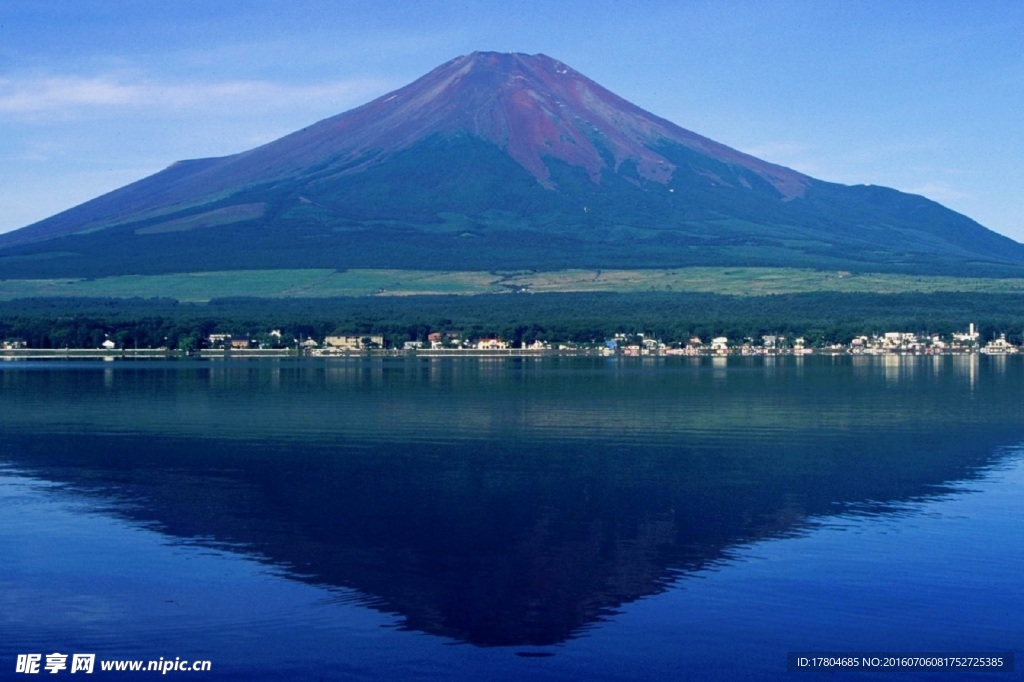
<box><xmin>4</xmin><ymin>267</ymin><xmax>1024</xmax><ymax>302</ymax></box>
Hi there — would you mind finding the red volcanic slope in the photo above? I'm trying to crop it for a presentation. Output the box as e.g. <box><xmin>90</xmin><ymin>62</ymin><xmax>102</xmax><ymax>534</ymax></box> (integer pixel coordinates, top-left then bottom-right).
<box><xmin>2</xmin><ymin>52</ymin><xmax>813</xmax><ymax>249</ymax></box>
<box><xmin>234</xmin><ymin>51</ymin><xmax>810</xmax><ymax>196</ymax></box>
<box><xmin>148</xmin><ymin>52</ymin><xmax>810</xmax><ymax>208</ymax></box>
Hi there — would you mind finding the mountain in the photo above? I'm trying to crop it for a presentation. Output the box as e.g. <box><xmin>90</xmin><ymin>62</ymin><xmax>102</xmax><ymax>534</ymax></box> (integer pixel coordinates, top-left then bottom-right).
<box><xmin>2</xmin><ymin>51</ymin><xmax>1023</xmax><ymax>278</ymax></box>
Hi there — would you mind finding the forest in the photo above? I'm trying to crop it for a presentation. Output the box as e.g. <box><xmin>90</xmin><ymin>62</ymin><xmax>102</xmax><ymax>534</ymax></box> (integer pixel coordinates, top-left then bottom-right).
<box><xmin>3</xmin><ymin>291</ymin><xmax>1024</xmax><ymax>350</ymax></box>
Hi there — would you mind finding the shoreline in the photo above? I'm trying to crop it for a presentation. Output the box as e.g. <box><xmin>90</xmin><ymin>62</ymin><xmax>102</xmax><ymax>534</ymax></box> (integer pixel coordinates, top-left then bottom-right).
<box><xmin>0</xmin><ymin>347</ymin><xmax>1011</xmax><ymax>361</ymax></box>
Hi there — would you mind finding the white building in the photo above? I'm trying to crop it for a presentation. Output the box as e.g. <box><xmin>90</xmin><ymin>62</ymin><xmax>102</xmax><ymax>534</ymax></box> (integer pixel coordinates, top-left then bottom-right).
<box><xmin>324</xmin><ymin>335</ymin><xmax>384</xmax><ymax>350</ymax></box>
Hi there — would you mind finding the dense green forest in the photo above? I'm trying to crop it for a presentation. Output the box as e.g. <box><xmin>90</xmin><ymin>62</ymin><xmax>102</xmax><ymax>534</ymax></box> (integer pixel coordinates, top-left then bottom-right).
<box><xmin>2</xmin><ymin>291</ymin><xmax>1023</xmax><ymax>350</ymax></box>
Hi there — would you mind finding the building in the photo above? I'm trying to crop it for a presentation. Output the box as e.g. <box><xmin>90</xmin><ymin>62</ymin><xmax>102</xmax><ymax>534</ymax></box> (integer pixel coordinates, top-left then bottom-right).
<box><xmin>952</xmin><ymin>323</ymin><xmax>980</xmax><ymax>343</ymax></box>
<box><xmin>981</xmin><ymin>334</ymin><xmax>1018</xmax><ymax>354</ymax></box>
<box><xmin>324</xmin><ymin>335</ymin><xmax>384</xmax><ymax>350</ymax></box>
<box><xmin>207</xmin><ymin>333</ymin><xmax>232</xmax><ymax>349</ymax></box>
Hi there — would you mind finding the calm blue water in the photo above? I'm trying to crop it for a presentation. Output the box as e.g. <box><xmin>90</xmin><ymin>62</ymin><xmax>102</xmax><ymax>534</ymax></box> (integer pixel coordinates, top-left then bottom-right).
<box><xmin>1</xmin><ymin>355</ymin><xmax>1022</xmax><ymax>680</ymax></box>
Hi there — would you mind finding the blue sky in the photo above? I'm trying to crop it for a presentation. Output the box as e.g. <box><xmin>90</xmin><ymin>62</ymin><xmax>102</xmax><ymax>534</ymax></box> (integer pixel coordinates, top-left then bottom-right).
<box><xmin>2</xmin><ymin>1</ymin><xmax>1022</xmax><ymax>241</ymax></box>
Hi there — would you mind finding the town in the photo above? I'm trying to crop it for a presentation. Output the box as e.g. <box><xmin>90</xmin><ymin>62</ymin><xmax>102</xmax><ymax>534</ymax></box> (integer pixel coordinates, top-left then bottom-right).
<box><xmin>2</xmin><ymin>323</ymin><xmax>1020</xmax><ymax>358</ymax></box>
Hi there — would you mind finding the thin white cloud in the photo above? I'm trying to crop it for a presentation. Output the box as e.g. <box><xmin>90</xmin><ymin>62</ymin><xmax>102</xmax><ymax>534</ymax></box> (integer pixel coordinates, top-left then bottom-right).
<box><xmin>0</xmin><ymin>73</ymin><xmax>395</xmax><ymax>117</ymax></box>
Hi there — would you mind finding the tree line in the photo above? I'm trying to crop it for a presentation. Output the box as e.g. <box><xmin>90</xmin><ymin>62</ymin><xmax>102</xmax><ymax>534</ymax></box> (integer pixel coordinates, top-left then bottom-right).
<box><xmin>3</xmin><ymin>291</ymin><xmax>1024</xmax><ymax>350</ymax></box>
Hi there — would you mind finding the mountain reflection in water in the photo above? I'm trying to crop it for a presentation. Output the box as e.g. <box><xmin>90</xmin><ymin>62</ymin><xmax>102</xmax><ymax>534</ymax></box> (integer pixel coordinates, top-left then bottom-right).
<box><xmin>1</xmin><ymin>355</ymin><xmax>1021</xmax><ymax>648</ymax></box>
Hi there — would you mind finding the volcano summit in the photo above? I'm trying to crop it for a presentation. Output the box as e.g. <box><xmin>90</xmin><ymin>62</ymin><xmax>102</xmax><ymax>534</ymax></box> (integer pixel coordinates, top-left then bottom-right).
<box><xmin>2</xmin><ymin>51</ymin><xmax>1022</xmax><ymax>278</ymax></box>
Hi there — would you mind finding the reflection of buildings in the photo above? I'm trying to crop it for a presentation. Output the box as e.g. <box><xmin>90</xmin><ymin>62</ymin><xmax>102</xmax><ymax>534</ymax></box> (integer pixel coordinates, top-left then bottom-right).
<box><xmin>2</xmin><ymin>357</ymin><xmax>1022</xmax><ymax>646</ymax></box>
<box><xmin>952</xmin><ymin>354</ymin><xmax>979</xmax><ymax>392</ymax></box>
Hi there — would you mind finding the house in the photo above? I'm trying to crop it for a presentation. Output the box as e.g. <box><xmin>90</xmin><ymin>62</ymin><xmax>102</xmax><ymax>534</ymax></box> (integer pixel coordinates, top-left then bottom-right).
<box><xmin>642</xmin><ymin>337</ymin><xmax>662</xmax><ymax>352</ymax></box>
<box><xmin>793</xmin><ymin>337</ymin><xmax>812</xmax><ymax>355</ymax></box>
<box><xmin>427</xmin><ymin>331</ymin><xmax>455</xmax><ymax>349</ymax></box>
<box><xmin>208</xmin><ymin>333</ymin><xmax>232</xmax><ymax>349</ymax></box>
<box><xmin>952</xmin><ymin>323</ymin><xmax>980</xmax><ymax>343</ymax></box>
<box><xmin>475</xmin><ymin>338</ymin><xmax>509</xmax><ymax>350</ymax></box>
<box><xmin>324</xmin><ymin>335</ymin><xmax>384</xmax><ymax>350</ymax></box>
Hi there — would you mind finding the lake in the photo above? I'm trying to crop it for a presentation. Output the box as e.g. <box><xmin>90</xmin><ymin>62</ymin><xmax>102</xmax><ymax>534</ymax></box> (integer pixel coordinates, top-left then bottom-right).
<box><xmin>1</xmin><ymin>355</ymin><xmax>1021</xmax><ymax>679</ymax></box>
